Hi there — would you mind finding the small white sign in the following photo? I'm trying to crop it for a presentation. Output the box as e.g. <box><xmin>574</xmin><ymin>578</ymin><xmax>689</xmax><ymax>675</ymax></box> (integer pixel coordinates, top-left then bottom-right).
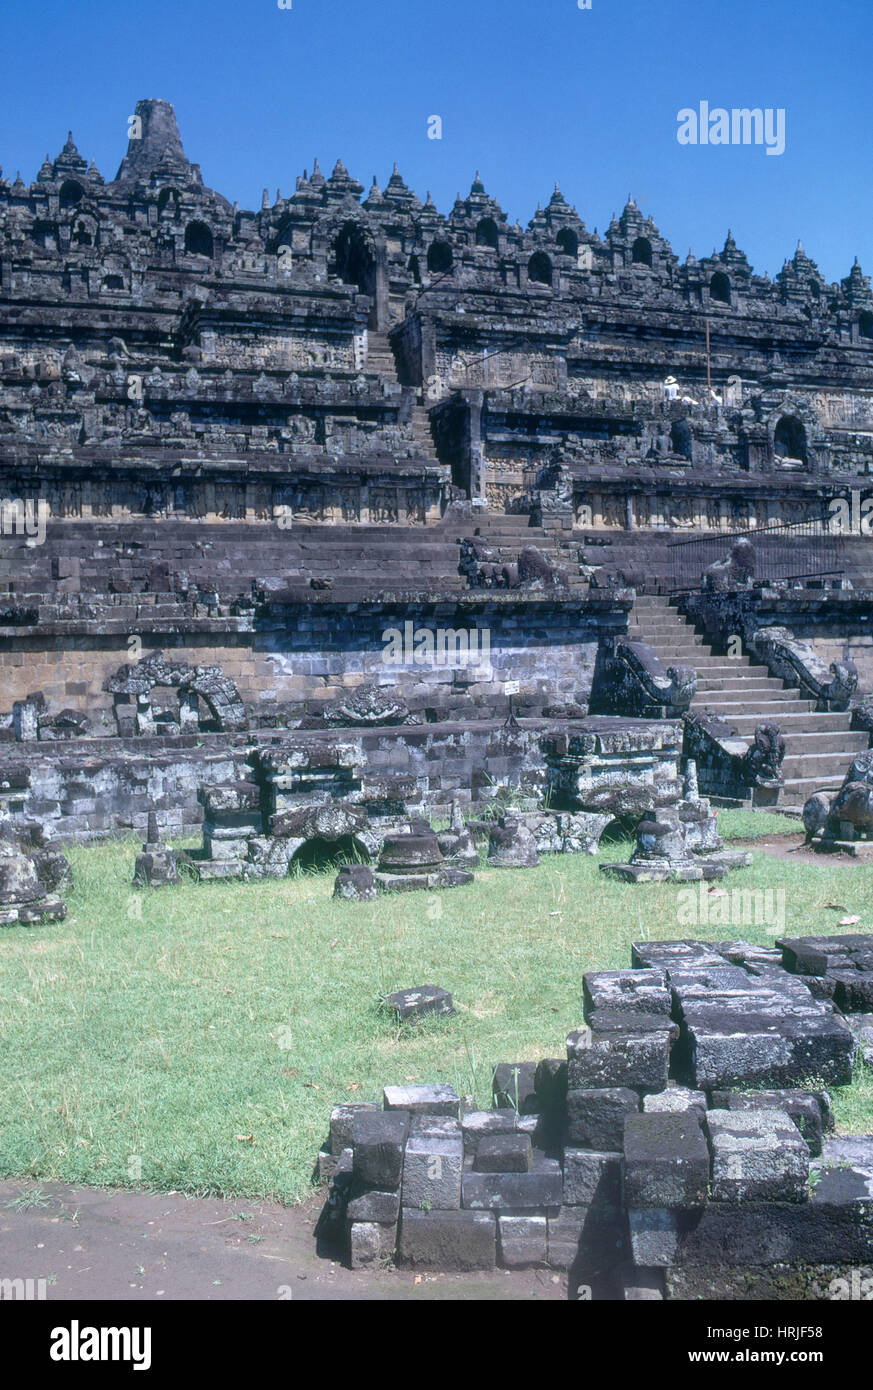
<box><xmin>504</xmin><ymin>680</ymin><xmax>520</xmax><ymax>696</ymax></box>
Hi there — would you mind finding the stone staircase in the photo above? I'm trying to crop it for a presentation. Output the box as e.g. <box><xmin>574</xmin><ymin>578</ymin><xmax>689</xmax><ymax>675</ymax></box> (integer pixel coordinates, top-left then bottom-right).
<box><xmin>630</xmin><ymin>594</ymin><xmax>868</xmax><ymax>809</ymax></box>
<box><xmin>364</xmin><ymin>330</ymin><xmax>399</xmax><ymax>379</ymax></box>
<box><xmin>367</xmin><ymin>330</ymin><xmax>437</xmax><ymax>455</ymax></box>
<box><xmin>452</xmin><ymin>513</ymin><xmax>590</xmax><ymax>591</ymax></box>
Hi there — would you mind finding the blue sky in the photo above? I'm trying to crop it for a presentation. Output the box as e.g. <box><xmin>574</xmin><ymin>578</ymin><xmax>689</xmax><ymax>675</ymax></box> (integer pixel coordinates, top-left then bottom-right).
<box><xmin>2</xmin><ymin>0</ymin><xmax>870</xmax><ymax>282</ymax></box>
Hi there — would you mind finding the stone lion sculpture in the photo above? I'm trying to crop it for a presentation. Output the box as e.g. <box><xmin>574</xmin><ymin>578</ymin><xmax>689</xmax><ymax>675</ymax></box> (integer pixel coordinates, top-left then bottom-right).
<box><xmin>703</xmin><ymin>537</ymin><xmax>755</xmax><ymax>592</ymax></box>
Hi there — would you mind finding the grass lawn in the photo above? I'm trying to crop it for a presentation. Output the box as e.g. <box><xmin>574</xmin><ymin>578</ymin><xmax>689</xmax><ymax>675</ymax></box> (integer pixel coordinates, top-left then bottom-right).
<box><xmin>1</xmin><ymin>810</ymin><xmax>870</xmax><ymax>1205</ymax></box>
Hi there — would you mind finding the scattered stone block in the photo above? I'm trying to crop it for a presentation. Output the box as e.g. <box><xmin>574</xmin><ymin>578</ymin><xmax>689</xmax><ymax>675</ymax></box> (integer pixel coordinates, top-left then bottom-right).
<box><xmin>384</xmin><ymin>985</ymin><xmax>454</xmax><ymax>1024</ymax></box>
<box><xmin>486</xmin><ymin>817</ymin><xmax>539</xmax><ymax>869</ymax></box>
<box><xmin>333</xmin><ymin>865</ymin><xmax>377</xmax><ymax>900</ymax></box>
<box><xmin>317</xmin><ymin>936</ymin><xmax>873</xmax><ymax>1279</ymax></box>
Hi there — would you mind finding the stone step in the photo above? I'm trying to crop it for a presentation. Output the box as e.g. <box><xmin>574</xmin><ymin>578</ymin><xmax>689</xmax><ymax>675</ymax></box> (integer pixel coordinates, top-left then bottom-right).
<box><xmin>655</xmin><ymin>654</ymin><xmax>766</xmax><ymax>671</ymax></box>
<box><xmin>779</xmin><ymin>732</ymin><xmax>870</xmax><ymax>755</ymax></box>
<box><xmin>692</xmin><ymin>686</ymin><xmax>806</xmax><ymax>706</ymax></box>
<box><xmin>658</xmin><ymin>655</ymin><xmax>764</xmax><ymax>671</ymax></box>
<box><xmin>779</xmin><ymin>776</ymin><xmax>849</xmax><ymax>806</ymax></box>
<box><xmin>630</xmin><ymin>619</ymin><xmax>702</xmax><ymax>632</ymax></box>
<box><xmin>723</xmin><ymin>713</ymin><xmax>860</xmax><ymax>736</ymax></box>
<box><xmin>695</xmin><ymin>679</ymin><xmax>796</xmax><ymax>695</ymax></box>
<box><xmin>692</xmin><ymin>697</ymin><xmax>816</xmax><ymax>715</ymax></box>
<box><xmin>781</xmin><ymin>750</ymin><xmax>864</xmax><ymax>778</ymax></box>
<box><xmin>630</xmin><ymin>630</ymin><xmax>707</xmax><ymax>646</ymax></box>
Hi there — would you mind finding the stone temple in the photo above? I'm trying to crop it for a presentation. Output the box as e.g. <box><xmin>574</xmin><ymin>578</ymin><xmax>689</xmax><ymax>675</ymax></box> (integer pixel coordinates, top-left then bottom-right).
<box><xmin>1</xmin><ymin>97</ymin><xmax>873</xmax><ymax>847</ymax></box>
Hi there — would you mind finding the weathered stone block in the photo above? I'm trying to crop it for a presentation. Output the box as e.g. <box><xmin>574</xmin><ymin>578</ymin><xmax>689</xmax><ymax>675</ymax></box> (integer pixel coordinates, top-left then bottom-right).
<box><xmin>351</xmin><ymin>1110</ymin><xmax>410</xmax><ymax>1191</ymax></box>
<box><xmin>498</xmin><ymin>1214</ymin><xmax>548</xmax><ymax>1268</ymax></box>
<box><xmin>562</xmin><ymin>1148</ymin><xmax>622</xmax><ymax>1208</ymax></box>
<box><xmin>622</xmin><ymin>1112</ymin><xmax>710</xmax><ymax>1209</ymax></box>
<box><xmin>330</xmin><ymin>1101</ymin><xmax>380</xmax><ymax>1155</ymax></box>
<box><xmin>384</xmin><ymin>985</ymin><xmax>454</xmax><ymax>1023</ymax></box>
<box><xmin>333</xmin><ymin>865</ymin><xmax>377</xmax><ymax>900</ymax></box>
<box><xmin>401</xmin><ymin>1134</ymin><xmax>463</xmax><ymax>1210</ymax></box>
<box><xmin>462</xmin><ymin>1154</ymin><xmax>562</xmax><ymax>1211</ymax></box>
<box><xmin>383</xmin><ymin>1083</ymin><xmax>459</xmax><ymax>1117</ymax></box>
<box><xmin>583</xmin><ymin>969</ymin><xmax>671</xmax><ymax>1021</ymax></box>
<box><xmin>566</xmin><ymin>1087</ymin><xmax>639</xmax><ymax>1150</ymax></box>
<box><xmin>622</xmin><ymin>1267</ymin><xmax>666</xmax><ymax>1300</ymax></box>
<box><xmin>627</xmin><ymin>1208</ymin><xmax>681</xmax><ymax>1268</ymax></box>
<box><xmin>534</xmin><ymin>1057</ymin><xmax>568</xmax><ymax>1110</ymax></box>
<box><xmin>398</xmin><ymin>1208</ymin><xmax>496</xmax><ymax>1271</ymax></box>
<box><xmin>567</xmin><ymin>1023</ymin><xmax>671</xmax><ymax>1091</ymax></box>
<box><xmin>642</xmin><ymin>1086</ymin><xmax>706</xmax><ymax>1116</ymax></box>
<box><xmin>709</xmin><ymin>1088</ymin><xmax>828</xmax><ymax>1156</ymax></box>
<box><xmin>474</xmin><ymin>1133</ymin><xmax>532</xmax><ymax>1173</ymax></box>
<box><xmin>492</xmin><ymin>1061</ymin><xmax>538</xmax><ymax>1113</ymax></box>
<box><xmin>546</xmin><ymin>1208</ymin><xmax>585</xmax><ymax>1271</ymax></box>
<box><xmin>346</xmin><ymin>1189</ymin><xmax>400</xmax><ymax>1224</ymax></box>
<box><xmin>350</xmin><ymin>1221</ymin><xmax>396</xmax><ymax>1269</ymax></box>
<box><xmin>409</xmin><ymin>1114</ymin><xmax>461</xmax><ymax>1141</ymax></box>
<box><xmin>707</xmin><ymin>1108</ymin><xmax>809</xmax><ymax>1203</ymax></box>
<box><xmin>461</xmin><ymin>1108</ymin><xmax>521</xmax><ymax>1156</ymax></box>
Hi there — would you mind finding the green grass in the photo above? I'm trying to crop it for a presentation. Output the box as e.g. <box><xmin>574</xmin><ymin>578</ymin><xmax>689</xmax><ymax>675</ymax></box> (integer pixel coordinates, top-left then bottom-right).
<box><xmin>717</xmin><ymin>808</ymin><xmax>800</xmax><ymax>840</ymax></box>
<box><xmin>0</xmin><ymin>810</ymin><xmax>870</xmax><ymax>1204</ymax></box>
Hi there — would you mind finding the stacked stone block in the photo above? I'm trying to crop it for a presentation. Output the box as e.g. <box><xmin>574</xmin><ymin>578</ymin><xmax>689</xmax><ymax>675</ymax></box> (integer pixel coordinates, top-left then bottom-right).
<box><xmin>317</xmin><ymin>936</ymin><xmax>873</xmax><ymax>1295</ymax></box>
<box><xmin>194</xmin><ymin>782</ymin><xmax>263</xmax><ymax>880</ymax></box>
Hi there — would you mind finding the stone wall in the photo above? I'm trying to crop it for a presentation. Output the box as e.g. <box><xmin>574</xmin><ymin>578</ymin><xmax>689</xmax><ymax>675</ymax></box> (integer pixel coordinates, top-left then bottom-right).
<box><xmin>0</xmin><ymin>598</ymin><xmax>628</xmax><ymax>727</ymax></box>
<box><xmin>0</xmin><ymin>717</ymin><xmax>682</xmax><ymax>842</ymax></box>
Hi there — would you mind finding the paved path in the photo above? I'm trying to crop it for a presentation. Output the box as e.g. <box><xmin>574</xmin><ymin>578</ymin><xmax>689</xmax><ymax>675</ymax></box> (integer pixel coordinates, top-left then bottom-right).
<box><xmin>0</xmin><ymin>1180</ymin><xmax>566</xmax><ymax>1302</ymax></box>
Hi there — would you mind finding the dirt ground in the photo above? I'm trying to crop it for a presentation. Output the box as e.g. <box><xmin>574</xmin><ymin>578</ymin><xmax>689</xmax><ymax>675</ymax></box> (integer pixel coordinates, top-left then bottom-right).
<box><xmin>0</xmin><ymin>1180</ymin><xmax>567</xmax><ymax>1302</ymax></box>
<box><xmin>733</xmin><ymin>834</ymin><xmax>865</xmax><ymax>866</ymax></box>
